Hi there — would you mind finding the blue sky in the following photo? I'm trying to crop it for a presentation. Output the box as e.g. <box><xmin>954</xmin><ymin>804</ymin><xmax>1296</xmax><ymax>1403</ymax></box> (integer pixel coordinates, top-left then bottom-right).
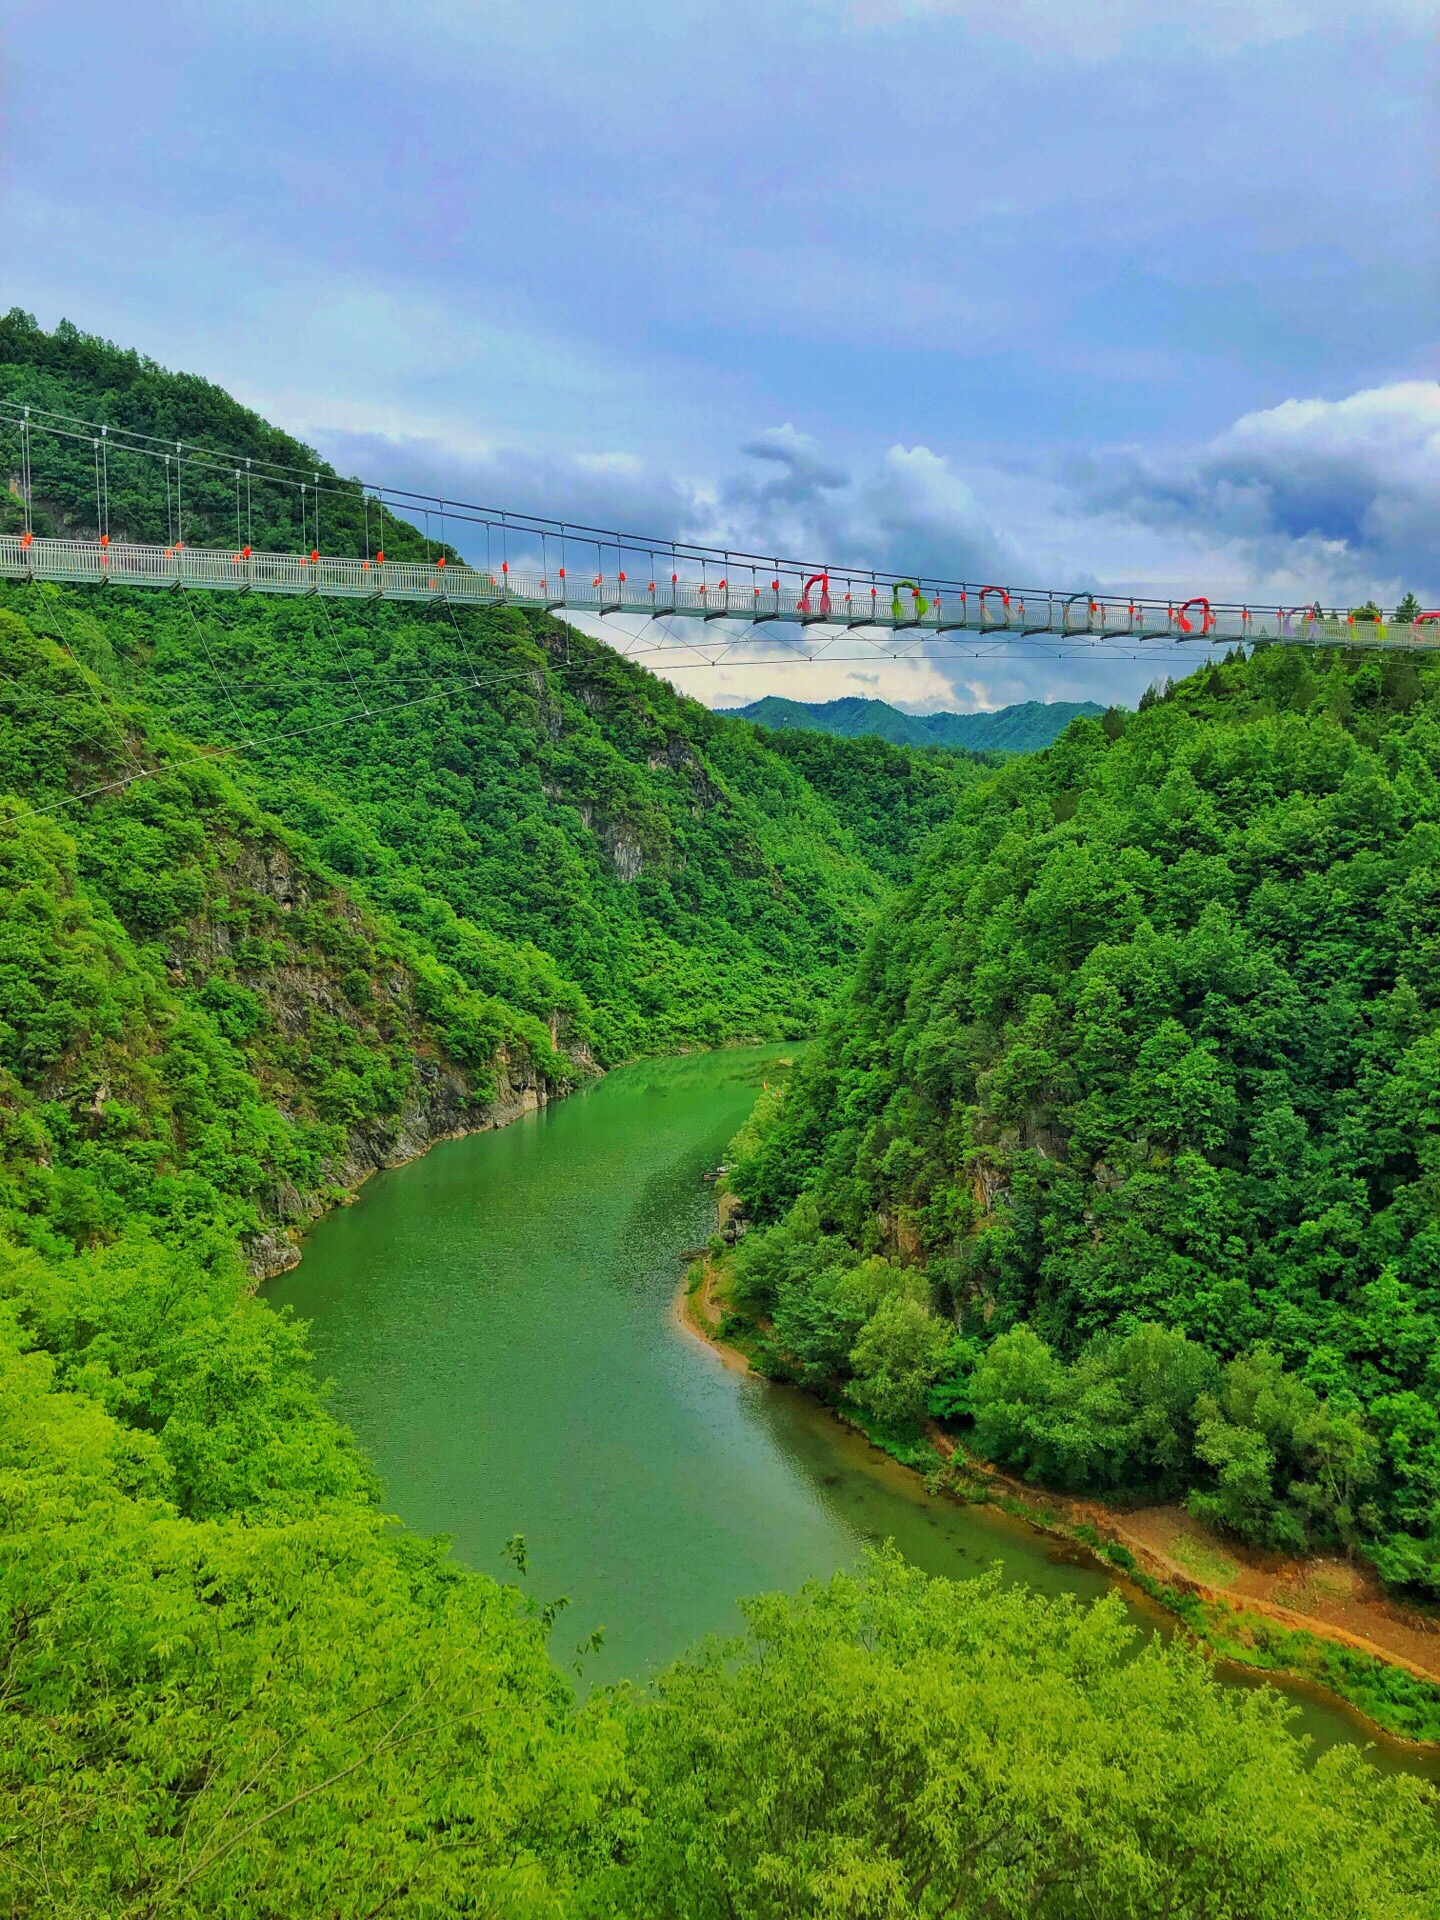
<box><xmin>4</xmin><ymin>0</ymin><xmax>1437</xmax><ymax>710</ymax></box>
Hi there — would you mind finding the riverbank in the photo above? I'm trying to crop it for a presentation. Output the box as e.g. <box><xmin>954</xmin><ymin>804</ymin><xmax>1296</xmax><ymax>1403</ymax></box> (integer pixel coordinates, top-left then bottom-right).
<box><xmin>247</xmin><ymin>1055</ymin><xmax>565</xmax><ymax>1282</ymax></box>
<box><xmin>681</xmin><ymin>1254</ymin><xmax>1440</xmax><ymax>1752</ymax></box>
<box><xmin>252</xmin><ymin>1035</ymin><xmax>801</xmax><ymax>1284</ymax></box>
<box><xmin>280</xmin><ymin>1044</ymin><xmax>1051</xmax><ymax>1691</ymax></box>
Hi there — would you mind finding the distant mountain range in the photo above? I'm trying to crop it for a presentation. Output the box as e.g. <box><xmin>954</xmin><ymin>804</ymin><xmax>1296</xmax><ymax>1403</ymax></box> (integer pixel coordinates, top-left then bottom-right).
<box><xmin>728</xmin><ymin>695</ymin><xmax>1106</xmax><ymax>755</ymax></box>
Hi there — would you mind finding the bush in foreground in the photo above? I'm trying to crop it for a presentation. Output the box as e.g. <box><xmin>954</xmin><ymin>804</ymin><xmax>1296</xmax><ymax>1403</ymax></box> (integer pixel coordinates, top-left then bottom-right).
<box><xmin>599</xmin><ymin>1555</ymin><xmax>1440</xmax><ymax>1920</ymax></box>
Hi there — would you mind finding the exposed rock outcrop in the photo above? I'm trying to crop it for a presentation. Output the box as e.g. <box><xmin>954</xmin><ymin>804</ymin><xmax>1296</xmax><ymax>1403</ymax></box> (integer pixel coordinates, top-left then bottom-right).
<box><xmin>242</xmin><ymin>1050</ymin><xmax>561</xmax><ymax>1284</ymax></box>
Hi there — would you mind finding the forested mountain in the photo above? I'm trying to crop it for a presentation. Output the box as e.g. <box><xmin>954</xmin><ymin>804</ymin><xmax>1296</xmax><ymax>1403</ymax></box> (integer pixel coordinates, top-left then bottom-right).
<box><xmin>729</xmin><ymin>642</ymin><xmax>1440</xmax><ymax>1603</ymax></box>
<box><xmin>733</xmin><ymin>692</ymin><xmax>1105</xmax><ymax>753</ymax></box>
<box><xmin>3</xmin><ymin>317</ymin><xmax>1438</xmax><ymax>1914</ymax></box>
<box><xmin>0</xmin><ymin>312</ymin><xmax>982</xmax><ymax>1052</ymax></box>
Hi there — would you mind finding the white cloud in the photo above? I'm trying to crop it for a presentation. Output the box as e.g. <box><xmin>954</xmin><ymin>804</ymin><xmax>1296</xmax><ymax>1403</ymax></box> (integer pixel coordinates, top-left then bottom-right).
<box><xmin>714</xmin><ymin>434</ymin><xmax>1022</xmax><ymax>585</ymax></box>
<box><xmin>299</xmin><ymin>382</ymin><xmax>1438</xmax><ymax>716</ymax></box>
<box><xmin>1072</xmin><ymin>381</ymin><xmax>1440</xmax><ymax>602</ymax></box>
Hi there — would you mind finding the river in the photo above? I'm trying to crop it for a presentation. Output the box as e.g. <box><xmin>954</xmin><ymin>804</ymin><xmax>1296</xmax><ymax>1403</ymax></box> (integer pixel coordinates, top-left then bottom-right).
<box><xmin>270</xmin><ymin>1045</ymin><xmax>1436</xmax><ymax>1773</ymax></box>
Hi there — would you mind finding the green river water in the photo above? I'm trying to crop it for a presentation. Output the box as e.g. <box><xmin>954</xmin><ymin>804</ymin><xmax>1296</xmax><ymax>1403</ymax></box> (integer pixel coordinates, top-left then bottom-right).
<box><xmin>271</xmin><ymin>1046</ymin><xmax>1437</xmax><ymax>1774</ymax></box>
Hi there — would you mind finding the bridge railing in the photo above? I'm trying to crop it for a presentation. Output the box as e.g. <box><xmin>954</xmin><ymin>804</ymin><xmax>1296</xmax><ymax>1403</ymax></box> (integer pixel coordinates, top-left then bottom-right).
<box><xmin>3</xmin><ymin>536</ymin><xmax>1437</xmax><ymax>652</ymax></box>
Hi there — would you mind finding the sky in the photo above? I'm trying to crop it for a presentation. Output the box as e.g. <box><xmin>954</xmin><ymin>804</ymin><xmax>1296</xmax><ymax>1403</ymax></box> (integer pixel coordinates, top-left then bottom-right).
<box><xmin>3</xmin><ymin>0</ymin><xmax>1437</xmax><ymax>711</ymax></box>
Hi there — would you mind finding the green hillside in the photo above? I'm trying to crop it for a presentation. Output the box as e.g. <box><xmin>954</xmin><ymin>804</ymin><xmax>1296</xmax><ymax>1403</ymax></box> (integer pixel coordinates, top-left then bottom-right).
<box><xmin>729</xmin><ymin>643</ymin><xmax>1440</xmax><ymax>1612</ymax></box>
<box><xmin>732</xmin><ymin>692</ymin><xmax>1106</xmax><ymax>753</ymax></box>
<box><xmin>0</xmin><ymin>312</ymin><xmax>981</xmax><ymax>1070</ymax></box>
<box><xmin>3</xmin><ymin>318</ymin><xmax>1438</xmax><ymax>1914</ymax></box>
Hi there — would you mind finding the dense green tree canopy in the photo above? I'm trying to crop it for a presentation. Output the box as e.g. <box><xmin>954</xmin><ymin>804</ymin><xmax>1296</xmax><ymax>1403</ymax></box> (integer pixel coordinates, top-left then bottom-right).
<box><xmin>596</xmin><ymin>1556</ymin><xmax>1440</xmax><ymax>1920</ymax></box>
<box><xmin>731</xmin><ymin>643</ymin><xmax>1440</xmax><ymax>1596</ymax></box>
<box><xmin>4</xmin><ymin>319</ymin><xmax>1439</xmax><ymax>1915</ymax></box>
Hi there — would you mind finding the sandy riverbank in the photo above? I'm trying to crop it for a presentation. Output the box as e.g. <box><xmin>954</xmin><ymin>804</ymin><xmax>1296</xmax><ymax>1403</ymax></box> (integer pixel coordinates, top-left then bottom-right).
<box><xmin>675</xmin><ymin>1255</ymin><xmax>1440</xmax><ymax>1743</ymax></box>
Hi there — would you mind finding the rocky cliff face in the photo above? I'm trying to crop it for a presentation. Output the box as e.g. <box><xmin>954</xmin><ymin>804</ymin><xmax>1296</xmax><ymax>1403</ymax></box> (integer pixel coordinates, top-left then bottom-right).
<box><xmin>174</xmin><ymin>830</ymin><xmax>587</xmax><ymax>1282</ymax></box>
<box><xmin>0</xmin><ymin>734</ymin><xmax>591</xmax><ymax>1281</ymax></box>
<box><xmin>242</xmin><ymin>1049</ymin><xmax>556</xmax><ymax>1282</ymax></box>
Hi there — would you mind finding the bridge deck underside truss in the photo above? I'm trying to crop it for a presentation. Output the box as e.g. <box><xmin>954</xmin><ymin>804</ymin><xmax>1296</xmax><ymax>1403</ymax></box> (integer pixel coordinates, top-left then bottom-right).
<box><xmin>3</xmin><ymin>537</ymin><xmax>1434</xmax><ymax>654</ymax></box>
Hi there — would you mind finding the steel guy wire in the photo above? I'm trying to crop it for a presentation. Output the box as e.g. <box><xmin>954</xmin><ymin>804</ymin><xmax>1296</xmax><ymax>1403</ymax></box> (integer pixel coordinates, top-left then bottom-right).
<box><xmin>32</xmin><ymin>585</ymin><xmax>150</xmax><ymax>777</ymax></box>
<box><xmin>0</xmin><ymin>655</ymin><xmax>577</xmax><ymax>836</ymax></box>
<box><xmin>314</xmin><ymin>591</ymin><xmax>372</xmax><ymax>717</ymax></box>
<box><xmin>181</xmin><ymin>594</ymin><xmax>257</xmax><ymax>747</ymax></box>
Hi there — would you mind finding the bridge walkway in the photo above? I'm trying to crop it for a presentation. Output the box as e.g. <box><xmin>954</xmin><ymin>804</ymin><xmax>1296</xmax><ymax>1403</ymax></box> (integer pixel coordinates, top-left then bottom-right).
<box><xmin>2</xmin><ymin>534</ymin><xmax>1434</xmax><ymax>654</ymax></box>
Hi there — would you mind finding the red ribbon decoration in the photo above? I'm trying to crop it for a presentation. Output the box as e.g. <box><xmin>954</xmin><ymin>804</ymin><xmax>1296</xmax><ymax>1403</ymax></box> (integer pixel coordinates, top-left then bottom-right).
<box><xmin>798</xmin><ymin>572</ymin><xmax>831</xmax><ymax>615</ymax></box>
<box><xmin>1176</xmin><ymin>597</ymin><xmax>1215</xmax><ymax>635</ymax></box>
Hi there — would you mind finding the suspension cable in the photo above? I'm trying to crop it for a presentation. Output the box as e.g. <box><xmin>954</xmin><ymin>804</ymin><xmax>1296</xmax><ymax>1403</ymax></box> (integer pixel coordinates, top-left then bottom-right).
<box><xmin>315</xmin><ymin>592</ymin><xmax>372</xmax><ymax>717</ymax></box>
<box><xmin>32</xmin><ymin>586</ymin><xmax>149</xmax><ymax>776</ymax></box>
<box><xmin>20</xmin><ymin>412</ymin><xmax>32</xmax><ymax>535</ymax></box>
<box><xmin>181</xmin><ymin>593</ymin><xmax>256</xmax><ymax>747</ymax></box>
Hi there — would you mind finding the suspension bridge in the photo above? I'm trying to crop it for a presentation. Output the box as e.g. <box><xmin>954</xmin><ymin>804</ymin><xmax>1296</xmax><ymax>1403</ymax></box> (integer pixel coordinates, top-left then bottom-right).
<box><xmin>5</xmin><ymin>532</ymin><xmax>1436</xmax><ymax>656</ymax></box>
<box><xmin>2</xmin><ymin>396</ymin><xmax>1435</xmax><ymax>655</ymax></box>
